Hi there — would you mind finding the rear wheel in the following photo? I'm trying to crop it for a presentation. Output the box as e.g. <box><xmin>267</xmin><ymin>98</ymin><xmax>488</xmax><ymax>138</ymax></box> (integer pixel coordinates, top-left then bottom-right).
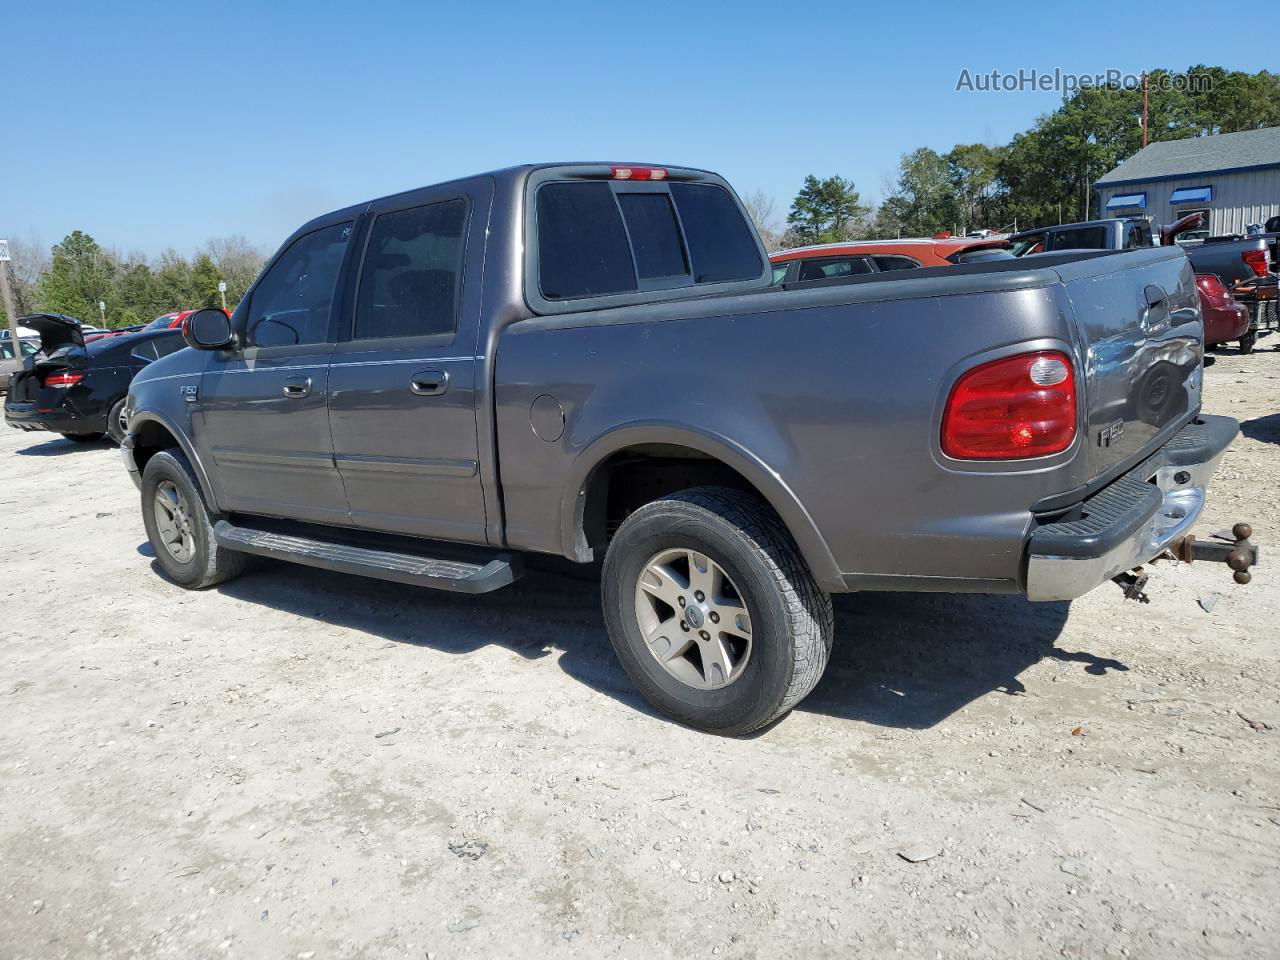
<box><xmin>601</xmin><ymin>486</ymin><xmax>833</xmax><ymax>735</ymax></box>
<box><xmin>141</xmin><ymin>449</ymin><xmax>247</xmax><ymax>589</ymax></box>
<box><xmin>1239</xmin><ymin>333</ymin><xmax>1257</xmax><ymax>354</ymax></box>
<box><xmin>106</xmin><ymin>397</ymin><xmax>128</xmax><ymax>445</ymax></box>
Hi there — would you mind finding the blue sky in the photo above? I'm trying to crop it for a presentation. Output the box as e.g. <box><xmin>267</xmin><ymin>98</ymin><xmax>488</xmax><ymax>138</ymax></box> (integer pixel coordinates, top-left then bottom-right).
<box><xmin>5</xmin><ymin>0</ymin><xmax>1272</xmax><ymax>258</ymax></box>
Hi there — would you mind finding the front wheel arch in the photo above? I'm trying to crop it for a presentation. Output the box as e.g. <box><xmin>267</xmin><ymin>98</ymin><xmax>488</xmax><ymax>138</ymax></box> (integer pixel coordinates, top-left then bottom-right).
<box><xmin>129</xmin><ymin>412</ymin><xmax>221</xmax><ymax>512</ymax></box>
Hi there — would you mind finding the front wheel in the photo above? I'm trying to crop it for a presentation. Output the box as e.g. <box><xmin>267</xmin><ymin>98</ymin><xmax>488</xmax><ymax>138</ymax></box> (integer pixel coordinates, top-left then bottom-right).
<box><xmin>601</xmin><ymin>487</ymin><xmax>833</xmax><ymax>735</ymax></box>
<box><xmin>141</xmin><ymin>449</ymin><xmax>247</xmax><ymax>589</ymax></box>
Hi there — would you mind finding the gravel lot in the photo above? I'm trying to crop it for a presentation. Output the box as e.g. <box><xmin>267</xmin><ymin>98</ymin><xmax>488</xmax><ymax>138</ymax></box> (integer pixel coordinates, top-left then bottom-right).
<box><xmin>2</xmin><ymin>345</ymin><xmax>1278</xmax><ymax>960</ymax></box>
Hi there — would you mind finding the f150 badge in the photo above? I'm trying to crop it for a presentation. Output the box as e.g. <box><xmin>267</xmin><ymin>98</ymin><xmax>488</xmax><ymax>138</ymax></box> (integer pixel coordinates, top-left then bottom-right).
<box><xmin>1098</xmin><ymin>418</ymin><xmax>1125</xmax><ymax>447</ymax></box>
<box><xmin>180</xmin><ymin>384</ymin><xmax>198</xmax><ymax>403</ymax></box>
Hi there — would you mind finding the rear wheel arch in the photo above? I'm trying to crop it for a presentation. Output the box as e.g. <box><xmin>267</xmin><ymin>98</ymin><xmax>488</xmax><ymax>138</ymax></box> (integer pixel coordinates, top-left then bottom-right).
<box><xmin>564</xmin><ymin>425</ymin><xmax>844</xmax><ymax>591</ymax></box>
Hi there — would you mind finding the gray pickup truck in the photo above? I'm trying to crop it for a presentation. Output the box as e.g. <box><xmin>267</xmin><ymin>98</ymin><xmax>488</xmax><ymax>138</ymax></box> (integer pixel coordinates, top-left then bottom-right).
<box><xmin>121</xmin><ymin>163</ymin><xmax>1256</xmax><ymax>734</ymax></box>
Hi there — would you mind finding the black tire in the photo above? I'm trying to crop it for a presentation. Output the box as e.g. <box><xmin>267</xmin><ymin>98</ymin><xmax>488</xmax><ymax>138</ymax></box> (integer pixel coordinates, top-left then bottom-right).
<box><xmin>1239</xmin><ymin>334</ymin><xmax>1257</xmax><ymax>354</ymax></box>
<box><xmin>140</xmin><ymin>449</ymin><xmax>247</xmax><ymax>589</ymax></box>
<box><xmin>601</xmin><ymin>486</ymin><xmax>834</xmax><ymax>735</ymax></box>
<box><xmin>106</xmin><ymin>397</ymin><xmax>128</xmax><ymax>445</ymax></box>
<box><xmin>62</xmin><ymin>432</ymin><xmax>104</xmax><ymax>443</ymax></box>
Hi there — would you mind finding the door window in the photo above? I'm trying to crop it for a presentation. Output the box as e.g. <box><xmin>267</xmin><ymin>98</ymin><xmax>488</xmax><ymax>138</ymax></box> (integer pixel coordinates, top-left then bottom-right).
<box><xmin>354</xmin><ymin>200</ymin><xmax>467</xmax><ymax>340</ymax></box>
<box><xmin>873</xmin><ymin>255</ymin><xmax>922</xmax><ymax>271</ymax></box>
<box><xmin>245</xmin><ymin>221</ymin><xmax>353</xmax><ymax>348</ymax></box>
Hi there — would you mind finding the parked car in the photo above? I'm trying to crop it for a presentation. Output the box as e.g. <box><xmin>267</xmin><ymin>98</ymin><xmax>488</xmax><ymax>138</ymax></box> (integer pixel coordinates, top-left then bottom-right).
<box><xmin>1196</xmin><ymin>274</ymin><xmax>1251</xmax><ymax>349</ymax></box>
<box><xmin>1008</xmin><ymin>214</ymin><xmax>1260</xmax><ymax>354</ymax></box>
<box><xmin>143</xmin><ymin>308</ymin><xmax>229</xmax><ymax>334</ymax></box>
<box><xmin>121</xmin><ymin>162</ymin><xmax>1249</xmax><ymax>735</ymax></box>
<box><xmin>1184</xmin><ymin>232</ymin><xmax>1278</xmax><ymax>351</ymax></box>
<box><xmin>5</xmin><ymin>314</ymin><xmax>186</xmax><ymax>444</ymax></box>
<box><xmin>769</xmin><ymin>236</ymin><xmax>1010</xmax><ymax>282</ymax></box>
<box><xmin>0</xmin><ymin>337</ymin><xmax>39</xmax><ymax>393</ymax></box>
<box><xmin>1008</xmin><ymin>218</ymin><xmax>1155</xmax><ymax>256</ymax></box>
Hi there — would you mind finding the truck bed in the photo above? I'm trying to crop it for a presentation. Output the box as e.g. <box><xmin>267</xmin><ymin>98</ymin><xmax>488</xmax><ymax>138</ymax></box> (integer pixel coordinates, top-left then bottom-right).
<box><xmin>494</xmin><ymin>246</ymin><xmax>1202</xmax><ymax>592</ymax></box>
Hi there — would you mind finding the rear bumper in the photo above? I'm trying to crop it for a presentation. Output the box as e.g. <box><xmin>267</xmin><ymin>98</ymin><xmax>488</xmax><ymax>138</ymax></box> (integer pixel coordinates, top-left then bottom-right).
<box><xmin>4</xmin><ymin>400</ymin><xmax>103</xmax><ymax>435</ymax></box>
<box><xmin>1025</xmin><ymin>415</ymin><xmax>1237</xmax><ymax>601</ymax></box>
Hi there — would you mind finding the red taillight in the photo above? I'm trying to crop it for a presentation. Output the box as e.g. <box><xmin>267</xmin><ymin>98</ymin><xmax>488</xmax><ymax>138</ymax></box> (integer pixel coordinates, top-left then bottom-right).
<box><xmin>942</xmin><ymin>351</ymin><xmax>1077</xmax><ymax>460</ymax></box>
<box><xmin>44</xmin><ymin>371</ymin><xmax>85</xmax><ymax>388</ymax></box>
<box><xmin>1242</xmin><ymin>249</ymin><xmax>1269</xmax><ymax>277</ymax></box>
<box><xmin>1196</xmin><ymin>274</ymin><xmax>1227</xmax><ymax>298</ymax></box>
<box><xmin>612</xmin><ymin>166</ymin><xmax>668</xmax><ymax>181</ymax></box>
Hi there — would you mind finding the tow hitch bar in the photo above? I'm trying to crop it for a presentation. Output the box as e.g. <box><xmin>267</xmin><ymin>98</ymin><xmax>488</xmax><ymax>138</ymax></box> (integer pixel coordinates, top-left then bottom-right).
<box><xmin>1113</xmin><ymin>523</ymin><xmax>1259</xmax><ymax>602</ymax></box>
<box><xmin>1171</xmin><ymin>523</ymin><xmax>1259</xmax><ymax>585</ymax></box>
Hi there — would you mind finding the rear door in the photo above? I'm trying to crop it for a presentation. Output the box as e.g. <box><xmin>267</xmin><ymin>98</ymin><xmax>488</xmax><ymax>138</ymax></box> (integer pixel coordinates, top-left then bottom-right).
<box><xmin>196</xmin><ymin>219</ymin><xmax>355</xmax><ymax>525</ymax></box>
<box><xmin>325</xmin><ymin>177</ymin><xmax>493</xmax><ymax>542</ymax></box>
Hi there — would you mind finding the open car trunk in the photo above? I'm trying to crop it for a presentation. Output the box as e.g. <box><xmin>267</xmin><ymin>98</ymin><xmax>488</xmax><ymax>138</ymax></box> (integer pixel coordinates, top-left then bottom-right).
<box><xmin>7</xmin><ymin>314</ymin><xmax>88</xmax><ymax>402</ymax></box>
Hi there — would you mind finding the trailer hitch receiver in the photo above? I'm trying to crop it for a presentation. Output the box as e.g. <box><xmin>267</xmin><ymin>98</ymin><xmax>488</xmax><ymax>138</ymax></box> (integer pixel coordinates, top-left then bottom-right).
<box><xmin>1172</xmin><ymin>523</ymin><xmax>1259</xmax><ymax>585</ymax></box>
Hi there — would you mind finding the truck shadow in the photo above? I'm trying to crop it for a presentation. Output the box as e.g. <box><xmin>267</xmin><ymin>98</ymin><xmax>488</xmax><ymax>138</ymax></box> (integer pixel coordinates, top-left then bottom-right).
<box><xmin>15</xmin><ymin>436</ymin><xmax>113</xmax><ymax>456</ymax></box>
<box><xmin>1240</xmin><ymin>412</ymin><xmax>1280</xmax><ymax>446</ymax></box>
<box><xmin>199</xmin><ymin>553</ymin><xmax>1121</xmax><ymax>732</ymax></box>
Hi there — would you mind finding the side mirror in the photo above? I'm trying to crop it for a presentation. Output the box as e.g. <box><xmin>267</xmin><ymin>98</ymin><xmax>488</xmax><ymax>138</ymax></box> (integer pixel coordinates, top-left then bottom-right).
<box><xmin>183</xmin><ymin>308</ymin><xmax>233</xmax><ymax>351</ymax></box>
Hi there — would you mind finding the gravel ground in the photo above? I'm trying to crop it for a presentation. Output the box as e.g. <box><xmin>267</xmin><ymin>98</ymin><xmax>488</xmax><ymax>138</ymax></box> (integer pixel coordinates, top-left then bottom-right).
<box><xmin>2</xmin><ymin>345</ymin><xmax>1278</xmax><ymax>960</ymax></box>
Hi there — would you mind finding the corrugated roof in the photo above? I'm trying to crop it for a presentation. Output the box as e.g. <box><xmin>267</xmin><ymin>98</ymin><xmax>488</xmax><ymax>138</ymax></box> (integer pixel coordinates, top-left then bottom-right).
<box><xmin>1095</xmin><ymin>127</ymin><xmax>1280</xmax><ymax>185</ymax></box>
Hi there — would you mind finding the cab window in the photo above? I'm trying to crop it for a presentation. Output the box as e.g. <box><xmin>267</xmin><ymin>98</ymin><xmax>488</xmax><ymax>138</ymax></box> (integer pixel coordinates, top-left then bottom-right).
<box><xmin>355</xmin><ymin>200</ymin><xmax>467</xmax><ymax>340</ymax></box>
<box><xmin>245</xmin><ymin>221</ymin><xmax>353</xmax><ymax>348</ymax></box>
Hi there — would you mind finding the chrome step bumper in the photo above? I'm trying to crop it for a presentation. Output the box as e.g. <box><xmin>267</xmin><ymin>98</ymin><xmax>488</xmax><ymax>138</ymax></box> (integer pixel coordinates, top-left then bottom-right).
<box><xmin>1025</xmin><ymin>415</ymin><xmax>1238</xmax><ymax>601</ymax></box>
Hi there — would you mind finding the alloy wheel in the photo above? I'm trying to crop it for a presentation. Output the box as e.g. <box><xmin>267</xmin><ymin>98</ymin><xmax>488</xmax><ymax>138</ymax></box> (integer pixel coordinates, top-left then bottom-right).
<box><xmin>633</xmin><ymin>548</ymin><xmax>753</xmax><ymax>689</ymax></box>
<box><xmin>153</xmin><ymin>480</ymin><xmax>195</xmax><ymax>563</ymax></box>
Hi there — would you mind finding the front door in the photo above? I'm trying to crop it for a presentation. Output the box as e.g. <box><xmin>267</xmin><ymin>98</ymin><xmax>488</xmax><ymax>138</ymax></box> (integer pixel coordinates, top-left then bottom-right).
<box><xmin>196</xmin><ymin>219</ymin><xmax>355</xmax><ymax>525</ymax></box>
<box><xmin>326</xmin><ymin>180</ymin><xmax>491</xmax><ymax>542</ymax></box>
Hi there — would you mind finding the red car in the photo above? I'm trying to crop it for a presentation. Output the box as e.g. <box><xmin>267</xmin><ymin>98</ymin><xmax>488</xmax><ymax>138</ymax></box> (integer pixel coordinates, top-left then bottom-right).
<box><xmin>769</xmin><ymin>235</ymin><xmax>1009</xmax><ymax>282</ymax></box>
<box><xmin>1196</xmin><ymin>274</ymin><xmax>1250</xmax><ymax>349</ymax></box>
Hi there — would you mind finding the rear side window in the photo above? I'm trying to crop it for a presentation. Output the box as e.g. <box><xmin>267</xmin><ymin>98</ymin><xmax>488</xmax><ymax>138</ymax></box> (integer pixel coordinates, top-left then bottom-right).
<box><xmin>535</xmin><ymin>179</ymin><xmax>762</xmax><ymax>301</ymax></box>
<box><xmin>797</xmin><ymin>257</ymin><xmax>873</xmax><ymax>281</ymax></box>
<box><xmin>1049</xmin><ymin>226</ymin><xmax>1108</xmax><ymax>251</ymax></box>
<box><xmin>872</xmin><ymin>255</ymin><xmax>921</xmax><ymax>271</ymax></box>
<box><xmin>130</xmin><ymin>340</ymin><xmax>160</xmax><ymax>362</ymax></box>
<box><xmin>537</xmin><ymin>182</ymin><xmax>637</xmax><ymax>299</ymax></box>
<box><xmin>1124</xmin><ymin>222</ymin><xmax>1152</xmax><ymax>249</ymax></box>
<box><xmin>355</xmin><ymin>199</ymin><xmax>467</xmax><ymax>340</ymax></box>
<box><xmin>669</xmin><ymin>183</ymin><xmax>762</xmax><ymax>283</ymax></box>
<box><xmin>154</xmin><ymin>334</ymin><xmax>186</xmax><ymax>358</ymax></box>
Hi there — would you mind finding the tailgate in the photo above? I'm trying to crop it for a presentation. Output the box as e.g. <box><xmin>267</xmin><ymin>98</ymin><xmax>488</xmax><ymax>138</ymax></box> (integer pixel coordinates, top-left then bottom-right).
<box><xmin>1055</xmin><ymin>248</ymin><xmax>1203</xmax><ymax>480</ymax></box>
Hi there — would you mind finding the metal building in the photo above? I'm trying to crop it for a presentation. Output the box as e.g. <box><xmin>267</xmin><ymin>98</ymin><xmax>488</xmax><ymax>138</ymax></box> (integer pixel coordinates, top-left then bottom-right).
<box><xmin>1094</xmin><ymin>127</ymin><xmax>1280</xmax><ymax>235</ymax></box>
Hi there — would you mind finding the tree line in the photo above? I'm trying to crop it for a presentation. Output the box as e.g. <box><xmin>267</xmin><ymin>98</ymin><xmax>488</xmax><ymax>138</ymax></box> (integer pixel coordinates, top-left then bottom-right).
<box><xmin>753</xmin><ymin>65</ymin><xmax>1280</xmax><ymax>248</ymax></box>
<box><xmin>1</xmin><ymin>231</ymin><xmax>266</xmax><ymax>328</ymax></box>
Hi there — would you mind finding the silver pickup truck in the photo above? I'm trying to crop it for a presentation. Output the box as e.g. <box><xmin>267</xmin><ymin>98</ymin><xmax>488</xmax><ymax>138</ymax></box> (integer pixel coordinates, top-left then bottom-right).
<box><xmin>120</xmin><ymin>163</ymin><xmax>1256</xmax><ymax>734</ymax></box>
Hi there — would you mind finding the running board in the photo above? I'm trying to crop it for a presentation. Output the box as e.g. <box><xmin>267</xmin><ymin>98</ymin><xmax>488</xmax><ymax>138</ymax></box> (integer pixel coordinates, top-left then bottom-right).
<box><xmin>212</xmin><ymin>520</ymin><xmax>520</xmax><ymax>594</ymax></box>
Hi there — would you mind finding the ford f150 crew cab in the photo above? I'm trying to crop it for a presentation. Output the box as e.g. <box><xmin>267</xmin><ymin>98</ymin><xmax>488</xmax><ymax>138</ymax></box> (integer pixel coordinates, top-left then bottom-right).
<box><xmin>121</xmin><ymin>163</ymin><xmax>1257</xmax><ymax>734</ymax></box>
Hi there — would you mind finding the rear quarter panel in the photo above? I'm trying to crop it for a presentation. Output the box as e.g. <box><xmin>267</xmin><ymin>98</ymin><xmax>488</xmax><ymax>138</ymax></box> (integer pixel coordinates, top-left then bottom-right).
<box><xmin>495</xmin><ymin>276</ymin><xmax>1099</xmax><ymax>591</ymax></box>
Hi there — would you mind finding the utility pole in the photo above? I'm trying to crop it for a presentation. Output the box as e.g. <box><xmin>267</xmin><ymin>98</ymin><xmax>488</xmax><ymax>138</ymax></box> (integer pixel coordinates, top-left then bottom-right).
<box><xmin>0</xmin><ymin>240</ymin><xmax>21</xmax><ymax>350</ymax></box>
<box><xmin>1141</xmin><ymin>72</ymin><xmax>1150</xmax><ymax>148</ymax></box>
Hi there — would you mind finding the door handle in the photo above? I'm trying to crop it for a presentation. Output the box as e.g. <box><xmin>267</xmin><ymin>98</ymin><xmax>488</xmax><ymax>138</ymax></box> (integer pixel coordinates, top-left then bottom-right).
<box><xmin>282</xmin><ymin>377</ymin><xmax>312</xmax><ymax>399</ymax></box>
<box><xmin>409</xmin><ymin>370</ymin><xmax>449</xmax><ymax>397</ymax></box>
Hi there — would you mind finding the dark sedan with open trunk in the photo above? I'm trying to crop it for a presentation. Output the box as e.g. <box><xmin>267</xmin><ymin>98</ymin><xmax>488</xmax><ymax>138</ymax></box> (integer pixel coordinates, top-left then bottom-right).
<box><xmin>5</xmin><ymin>314</ymin><xmax>186</xmax><ymax>444</ymax></box>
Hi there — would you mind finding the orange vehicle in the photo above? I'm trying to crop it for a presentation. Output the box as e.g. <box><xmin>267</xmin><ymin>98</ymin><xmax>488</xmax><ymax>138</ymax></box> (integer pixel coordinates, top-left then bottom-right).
<box><xmin>769</xmin><ymin>235</ymin><xmax>1010</xmax><ymax>283</ymax></box>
